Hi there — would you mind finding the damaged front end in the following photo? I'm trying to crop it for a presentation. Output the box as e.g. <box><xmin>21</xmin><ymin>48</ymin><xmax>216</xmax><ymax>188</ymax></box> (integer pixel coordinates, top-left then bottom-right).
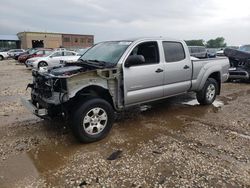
<box><xmin>22</xmin><ymin>61</ymin><xmax>119</xmax><ymax>119</ymax></box>
<box><xmin>22</xmin><ymin>69</ymin><xmax>70</xmax><ymax>119</ymax></box>
<box><xmin>22</xmin><ymin>63</ymin><xmax>94</xmax><ymax>118</ymax></box>
<box><xmin>224</xmin><ymin>48</ymin><xmax>250</xmax><ymax>80</ymax></box>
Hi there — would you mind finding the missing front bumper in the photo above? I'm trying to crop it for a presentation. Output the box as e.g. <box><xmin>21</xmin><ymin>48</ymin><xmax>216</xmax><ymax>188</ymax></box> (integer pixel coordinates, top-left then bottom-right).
<box><xmin>21</xmin><ymin>97</ymin><xmax>48</xmax><ymax>117</ymax></box>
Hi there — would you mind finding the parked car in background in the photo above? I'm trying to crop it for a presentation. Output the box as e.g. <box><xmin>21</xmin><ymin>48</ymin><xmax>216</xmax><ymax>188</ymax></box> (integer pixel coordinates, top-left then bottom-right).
<box><xmin>224</xmin><ymin>44</ymin><xmax>250</xmax><ymax>81</ymax></box>
<box><xmin>0</xmin><ymin>48</ymin><xmax>10</xmax><ymax>52</ymax></box>
<box><xmin>206</xmin><ymin>49</ymin><xmax>217</xmax><ymax>58</ymax></box>
<box><xmin>14</xmin><ymin>48</ymin><xmax>37</xmax><ymax>60</ymax></box>
<box><xmin>74</xmin><ymin>48</ymin><xmax>90</xmax><ymax>55</ymax></box>
<box><xmin>188</xmin><ymin>46</ymin><xmax>207</xmax><ymax>58</ymax></box>
<box><xmin>0</xmin><ymin>51</ymin><xmax>9</xmax><ymax>61</ymax></box>
<box><xmin>216</xmin><ymin>49</ymin><xmax>225</xmax><ymax>56</ymax></box>
<box><xmin>54</xmin><ymin>48</ymin><xmax>66</xmax><ymax>51</ymax></box>
<box><xmin>7</xmin><ymin>49</ymin><xmax>25</xmax><ymax>58</ymax></box>
<box><xmin>18</xmin><ymin>49</ymin><xmax>53</xmax><ymax>63</ymax></box>
<box><xmin>25</xmin><ymin>50</ymin><xmax>80</xmax><ymax>69</ymax></box>
<box><xmin>217</xmin><ymin>46</ymin><xmax>240</xmax><ymax>57</ymax></box>
<box><xmin>238</xmin><ymin>44</ymin><xmax>250</xmax><ymax>52</ymax></box>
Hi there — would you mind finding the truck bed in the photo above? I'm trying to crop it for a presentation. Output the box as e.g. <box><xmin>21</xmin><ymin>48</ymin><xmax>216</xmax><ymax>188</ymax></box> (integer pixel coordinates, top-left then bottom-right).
<box><xmin>191</xmin><ymin>57</ymin><xmax>230</xmax><ymax>90</ymax></box>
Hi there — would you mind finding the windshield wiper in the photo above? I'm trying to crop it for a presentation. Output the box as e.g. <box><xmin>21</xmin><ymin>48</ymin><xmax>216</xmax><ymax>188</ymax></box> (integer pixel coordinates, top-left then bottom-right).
<box><xmin>87</xmin><ymin>59</ymin><xmax>115</xmax><ymax>68</ymax></box>
<box><xmin>87</xmin><ymin>59</ymin><xmax>108</xmax><ymax>65</ymax></box>
<box><xmin>78</xmin><ymin>59</ymin><xmax>114</xmax><ymax>68</ymax></box>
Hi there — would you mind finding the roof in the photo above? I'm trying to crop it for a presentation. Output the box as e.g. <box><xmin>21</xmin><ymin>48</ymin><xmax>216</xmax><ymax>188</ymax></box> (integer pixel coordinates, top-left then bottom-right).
<box><xmin>0</xmin><ymin>35</ymin><xmax>19</xmax><ymax>41</ymax></box>
<box><xmin>100</xmin><ymin>37</ymin><xmax>182</xmax><ymax>43</ymax></box>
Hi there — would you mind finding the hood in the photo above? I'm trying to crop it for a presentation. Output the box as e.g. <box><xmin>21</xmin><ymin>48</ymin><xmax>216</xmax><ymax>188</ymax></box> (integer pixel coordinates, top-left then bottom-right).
<box><xmin>49</xmin><ymin>65</ymin><xmax>86</xmax><ymax>76</ymax></box>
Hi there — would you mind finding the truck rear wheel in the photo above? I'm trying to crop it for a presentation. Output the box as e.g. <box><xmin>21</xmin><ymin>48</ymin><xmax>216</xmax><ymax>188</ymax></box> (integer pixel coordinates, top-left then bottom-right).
<box><xmin>72</xmin><ymin>98</ymin><xmax>114</xmax><ymax>143</ymax></box>
<box><xmin>196</xmin><ymin>78</ymin><xmax>218</xmax><ymax>105</ymax></box>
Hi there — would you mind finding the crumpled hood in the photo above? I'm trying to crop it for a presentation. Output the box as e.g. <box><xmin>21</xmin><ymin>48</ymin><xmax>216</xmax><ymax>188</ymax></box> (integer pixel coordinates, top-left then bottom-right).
<box><xmin>49</xmin><ymin>65</ymin><xmax>86</xmax><ymax>76</ymax></box>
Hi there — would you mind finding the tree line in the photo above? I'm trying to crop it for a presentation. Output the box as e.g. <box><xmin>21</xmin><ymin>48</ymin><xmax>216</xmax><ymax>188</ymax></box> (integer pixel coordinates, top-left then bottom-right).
<box><xmin>185</xmin><ymin>37</ymin><xmax>227</xmax><ymax>48</ymax></box>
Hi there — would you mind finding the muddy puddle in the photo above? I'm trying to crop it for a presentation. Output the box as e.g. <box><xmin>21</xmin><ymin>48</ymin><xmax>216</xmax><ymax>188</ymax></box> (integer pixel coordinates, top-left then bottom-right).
<box><xmin>0</xmin><ymin>94</ymin><xmax>227</xmax><ymax>187</ymax></box>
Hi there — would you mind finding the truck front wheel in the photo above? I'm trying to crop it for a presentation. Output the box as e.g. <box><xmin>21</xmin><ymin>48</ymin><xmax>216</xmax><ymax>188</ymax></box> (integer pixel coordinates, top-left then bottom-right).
<box><xmin>196</xmin><ymin>78</ymin><xmax>218</xmax><ymax>105</ymax></box>
<box><xmin>72</xmin><ymin>98</ymin><xmax>114</xmax><ymax>143</ymax></box>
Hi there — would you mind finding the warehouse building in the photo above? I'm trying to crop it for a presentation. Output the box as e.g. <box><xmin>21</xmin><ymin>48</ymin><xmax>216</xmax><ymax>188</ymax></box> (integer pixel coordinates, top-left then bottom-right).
<box><xmin>17</xmin><ymin>31</ymin><xmax>94</xmax><ymax>49</ymax></box>
<box><xmin>0</xmin><ymin>35</ymin><xmax>20</xmax><ymax>49</ymax></box>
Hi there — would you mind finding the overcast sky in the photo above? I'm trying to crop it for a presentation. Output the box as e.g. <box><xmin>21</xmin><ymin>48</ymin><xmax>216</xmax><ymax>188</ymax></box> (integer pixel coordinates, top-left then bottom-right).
<box><xmin>0</xmin><ymin>0</ymin><xmax>249</xmax><ymax>45</ymax></box>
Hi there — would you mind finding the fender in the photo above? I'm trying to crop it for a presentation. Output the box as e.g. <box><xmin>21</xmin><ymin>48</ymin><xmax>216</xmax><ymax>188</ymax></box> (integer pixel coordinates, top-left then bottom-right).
<box><xmin>197</xmin><ymin>65</ymin><xmax>221</xmax><ymax>91</ymax></box>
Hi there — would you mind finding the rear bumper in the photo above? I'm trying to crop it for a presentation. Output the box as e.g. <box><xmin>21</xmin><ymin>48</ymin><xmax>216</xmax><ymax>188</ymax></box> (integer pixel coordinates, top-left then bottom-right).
<box><xmin>21</xmin><ymin>97</ymin><xmax>48</xmax><ymax>118</ymax></box>
<box><xmin>229</xmin><ymin>70</ymin><xmax>249</xmax><ymax>80</ymax></box>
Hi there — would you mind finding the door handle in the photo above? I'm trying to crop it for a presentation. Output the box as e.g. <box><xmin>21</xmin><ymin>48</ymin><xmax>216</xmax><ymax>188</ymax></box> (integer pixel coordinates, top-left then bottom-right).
<box><xmin>183</xmin><ymin>65</ymin><xmax>190</xmax><ymax>69</ymax></box>
<box><xmin>155</xmin><ymin>68</ymin><xmax>164</xmax><ymax>73</ymax></box>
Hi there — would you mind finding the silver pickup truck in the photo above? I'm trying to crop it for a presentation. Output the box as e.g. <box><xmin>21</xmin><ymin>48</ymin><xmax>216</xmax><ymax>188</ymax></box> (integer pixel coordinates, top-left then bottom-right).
<box><xmin>22</xmin><ymin>37</ymin><xmax>230</xmax><ymax>142</ymax></box>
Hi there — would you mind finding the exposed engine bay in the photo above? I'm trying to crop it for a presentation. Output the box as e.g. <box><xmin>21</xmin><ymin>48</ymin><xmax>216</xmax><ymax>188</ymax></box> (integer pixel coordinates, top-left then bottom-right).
<box><xmin>27</xmin><ymin>60</ymin><xmax>120</xmax><ymax>118</ymax></box>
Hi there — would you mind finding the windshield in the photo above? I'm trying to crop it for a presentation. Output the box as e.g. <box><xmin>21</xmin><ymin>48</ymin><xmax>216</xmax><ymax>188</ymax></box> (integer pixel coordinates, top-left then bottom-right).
<box><xmin>239</xmin><ymin>45</ymin><xmax>250</xmax><ymax>52</ymax></box>
<box><xmin>27</xmin><ymin>48</ymin><xmax>37</xmax><ymax>54</ymax></box>
<box><xmin>80</xmin><ymin>41</ymin><xmax>132</xmax><ymax>64</ymax></box>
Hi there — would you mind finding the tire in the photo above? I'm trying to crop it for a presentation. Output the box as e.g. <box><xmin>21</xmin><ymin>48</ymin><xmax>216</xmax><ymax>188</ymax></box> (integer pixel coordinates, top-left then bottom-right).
<box><xmin>71</xmin><ymin>98</ymin><xmax>114</xmax><ymax>143</ymax></box>
<box><xmin>0</xmin><ymin>55</ymin><xmax>3</xmax><ymax>61</ymax></box>
<box><xmin>196</xmin><ymin>78</ymin><xmax>218</xmax><ymax>105</ymax></box>
<box><xmin>38</xmin><ymin>61</ymin><xmax>48</xmax><ymax>68</ymax></box>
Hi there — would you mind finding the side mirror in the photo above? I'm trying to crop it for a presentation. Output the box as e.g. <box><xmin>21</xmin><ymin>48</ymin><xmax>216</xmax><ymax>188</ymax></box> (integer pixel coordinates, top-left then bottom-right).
<box><xmin>124</xmin><ymin>55</ymin><xmax>145</xmax><ymax>68</ymax></box>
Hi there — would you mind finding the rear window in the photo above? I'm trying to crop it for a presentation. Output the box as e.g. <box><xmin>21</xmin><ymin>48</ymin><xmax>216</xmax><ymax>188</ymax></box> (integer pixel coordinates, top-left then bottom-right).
<box><xmin>163</xmin><ymin>42</ymin><xmax>185</xmax><ymax>62</ymax></box>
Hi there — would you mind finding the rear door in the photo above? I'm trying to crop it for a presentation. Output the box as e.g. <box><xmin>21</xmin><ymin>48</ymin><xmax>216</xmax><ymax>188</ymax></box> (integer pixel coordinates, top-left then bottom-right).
<box><xmin>123</xmin><ymin>41</ymin><xmax>165</xmax><ymax>105</ymax></box>
<box><xmin>162</xmin><ymin>41</ymin><xmax>192</xmax><ymax>96</ymax></box>
<box><xmin>63</xmin><ymin>51</ymin><xmax>79</xmax><ymax>62</ymax></box>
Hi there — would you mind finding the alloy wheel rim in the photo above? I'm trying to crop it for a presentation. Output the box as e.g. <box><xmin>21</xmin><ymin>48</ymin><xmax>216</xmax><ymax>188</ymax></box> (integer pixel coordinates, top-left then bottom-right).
<box><xmin>206</xmin><ymin>84</ymin><xmax>216</xmax><ymax>101</ymax></box>
<box><xmin>40</xmin><ymin>62</ymin><xmax>47</xmax><ymax>67</ymax></box>
<box><xmin>83</xmin><ymin>107</ymin><xmax>108</xmax><ymax>135</ymax></box>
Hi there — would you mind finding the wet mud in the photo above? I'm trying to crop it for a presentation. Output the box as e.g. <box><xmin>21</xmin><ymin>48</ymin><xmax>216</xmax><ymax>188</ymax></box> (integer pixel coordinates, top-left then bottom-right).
<box><xmin>0</xmin><ymin>60</ymin><xmax>249</xmax><ymax>187</ymax></box>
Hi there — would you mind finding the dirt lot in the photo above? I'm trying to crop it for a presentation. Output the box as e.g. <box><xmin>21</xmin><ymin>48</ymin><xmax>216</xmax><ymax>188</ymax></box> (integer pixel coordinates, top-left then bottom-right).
<box><xmin>0</xmin><ymin>59</ymin><xmax>249</xmax><ymax>187</ymax></box>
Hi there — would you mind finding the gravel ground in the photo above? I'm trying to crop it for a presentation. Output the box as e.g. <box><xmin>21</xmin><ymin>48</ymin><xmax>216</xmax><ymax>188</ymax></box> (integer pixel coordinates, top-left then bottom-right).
<box><xmin>0</xmin><ymin>59</ymin><xmax>249</xmax><ymax>188</ymax></box>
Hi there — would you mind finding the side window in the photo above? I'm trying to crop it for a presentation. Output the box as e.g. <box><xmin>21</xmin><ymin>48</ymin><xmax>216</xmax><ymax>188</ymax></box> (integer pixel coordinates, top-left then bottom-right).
<box><xmin>44</xmin><ymin>50</ymin><xmax>52</xmax><ymax>55</ymax></box>
<box><xmin>65</xmin><ymin>51</ymin><xmax>75</xmax><ymax>56</ymax></box>
<box><xmin>51</xmin><ymin>51</ymin><xmax>63</xmax><ymax>57</ymax></box>
<box><xmin>163</xmin><ymin>42</ymin><xmax>185</xmax><ymax>62</ymax></box>
<box><xmin>129</xmin><ymin>41</ymin><xmax>159</xmax><ymax>65</ymax></box>
<box><xmin>35</xmin><ymin>51</ymin><xmax>43</xmax><ymax>55</ymax></box>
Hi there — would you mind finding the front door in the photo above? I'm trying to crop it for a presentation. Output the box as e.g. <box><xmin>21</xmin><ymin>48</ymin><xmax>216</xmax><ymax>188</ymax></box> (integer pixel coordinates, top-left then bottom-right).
<box><xmin>123</xmin><ymin>41</ymin><xmax>165</xmax><ymax>105</ymax></box>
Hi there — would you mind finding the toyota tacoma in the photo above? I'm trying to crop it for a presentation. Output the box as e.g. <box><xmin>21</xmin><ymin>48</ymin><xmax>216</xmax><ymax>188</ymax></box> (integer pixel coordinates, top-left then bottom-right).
<box><xmin>22</xmin><ymin>37</ymin><xmax>230</xmax><ymax>143</ymax></box>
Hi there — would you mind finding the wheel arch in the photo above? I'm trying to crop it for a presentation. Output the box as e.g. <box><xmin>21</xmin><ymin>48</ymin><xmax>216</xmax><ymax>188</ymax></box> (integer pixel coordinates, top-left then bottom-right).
<box><xmin>72</xmin><ymin>85</ymin><xmax>115</xmax><ymax>109</ymax></box>
<box><xmin>198</xmin><ymin>69</ymin><xmax>221</xmax><ymax>95</ymax></box>
<box><xmin>208</xmin><ymin>72</ymin><xmax>221</xmax><ymax>95</ymax></box>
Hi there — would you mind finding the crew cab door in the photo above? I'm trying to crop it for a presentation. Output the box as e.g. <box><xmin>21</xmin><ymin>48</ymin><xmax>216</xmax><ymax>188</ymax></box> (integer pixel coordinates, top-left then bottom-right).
<box><xmin>162</xmin><ymin>41</ymin><xmax>192</xmax><ymax>96</ymax></box>
<box><xmin>123</xmin><ymin>41</ymin><xmax>164</xmax><ymax>105</ymax></box>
